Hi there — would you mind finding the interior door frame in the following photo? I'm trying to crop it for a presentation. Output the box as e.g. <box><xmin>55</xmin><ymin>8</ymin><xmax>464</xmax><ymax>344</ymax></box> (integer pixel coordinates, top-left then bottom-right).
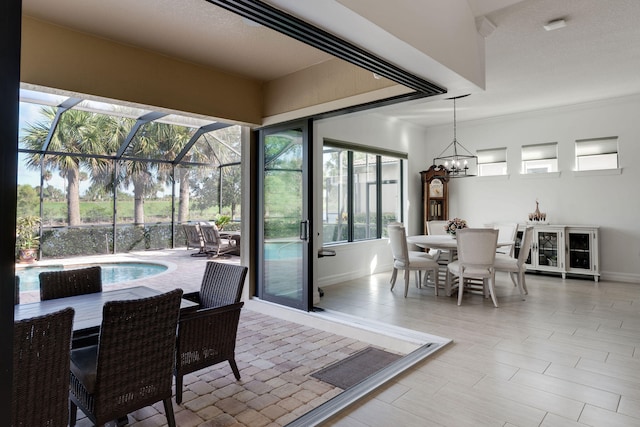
<box><xmin>256</xmin><ymin>119</ymin><xmax>313</xmax><ymax>311</ymax></box>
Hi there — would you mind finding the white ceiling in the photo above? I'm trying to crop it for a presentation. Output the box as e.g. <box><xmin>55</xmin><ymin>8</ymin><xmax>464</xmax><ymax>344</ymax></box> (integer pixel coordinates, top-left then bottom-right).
<box><xmin>22</xmin><ymin>0</ymin><xmax>640</xmax><ymax>128</ymax></box>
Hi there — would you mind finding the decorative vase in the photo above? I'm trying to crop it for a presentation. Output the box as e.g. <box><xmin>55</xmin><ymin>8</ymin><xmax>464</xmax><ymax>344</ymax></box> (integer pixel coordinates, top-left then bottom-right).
<box><xmin>18</xmin><ymin>248</ymin><xmax>38</xmax><ymax>264</ymax></box>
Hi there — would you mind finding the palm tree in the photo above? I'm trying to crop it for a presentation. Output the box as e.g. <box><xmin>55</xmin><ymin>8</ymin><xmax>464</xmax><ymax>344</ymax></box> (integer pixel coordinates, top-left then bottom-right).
<box><xmin>21</xmin><ymin>107</ymin><xmax>99</xmax><ymax>226</ymax></box>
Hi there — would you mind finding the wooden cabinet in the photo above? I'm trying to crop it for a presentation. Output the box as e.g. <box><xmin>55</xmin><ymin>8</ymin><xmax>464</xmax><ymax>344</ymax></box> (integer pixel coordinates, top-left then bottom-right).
<box><xmin>420</xmin><ymin>166</ymin><xmax>449</xmax><ymax>234</ymax></box>
<box><xmin>515</xmin><ymin>224</ymin><xmax>599</xmax><ymax>281</ymax></box>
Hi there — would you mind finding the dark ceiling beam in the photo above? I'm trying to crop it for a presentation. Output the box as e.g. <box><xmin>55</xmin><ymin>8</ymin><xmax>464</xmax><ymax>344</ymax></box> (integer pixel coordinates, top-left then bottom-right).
<box><xmin>206</xmin><ymin>0</ymin><xmax>446</xmax><ymax>96</ymax></box>
<box><xmin>41</xmin><ymin>97</ymin><xmax>83</xmax><ymax>152</ymax></box>
<box><xmin>174</xmin><ymin>122</ymin><xmax>232</xmax><ymax>164</ymax></box>
<box><xmin>115</xmin><ymin>111</ymin><xmax>167</xmax><ymax>159</ymax></box>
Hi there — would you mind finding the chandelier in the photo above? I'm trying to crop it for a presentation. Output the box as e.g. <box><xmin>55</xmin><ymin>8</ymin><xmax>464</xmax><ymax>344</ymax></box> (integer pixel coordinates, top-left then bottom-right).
<box><xmin>432</xmin><ymin>94</ymin><xmax>477</xmax><ymax>177</ymax></box>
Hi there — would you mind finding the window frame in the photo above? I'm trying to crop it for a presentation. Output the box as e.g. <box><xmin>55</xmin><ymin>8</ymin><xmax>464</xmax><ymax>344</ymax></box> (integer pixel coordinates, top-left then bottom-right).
<box><xmin>521</xmin><ymin>142</ymin><xmax>558</xmax><ymax>174</ymax></box>
<box><xmin>477</xmin><ymin>147</ymin><xmax>507</xmax><ymax>176</ymax></box>
<box><xmin>575</xmin><ymin>137</ymin><xmax>619</xmax><ymax>171</ymax></box>
<box><xmin>322</xmin><ymin>139</ymin><xmax>405</xmax><ymax>245</ymax></box>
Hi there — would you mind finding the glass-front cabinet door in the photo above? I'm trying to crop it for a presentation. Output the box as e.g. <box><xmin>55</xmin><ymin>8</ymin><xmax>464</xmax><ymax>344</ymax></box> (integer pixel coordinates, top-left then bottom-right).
<box><xmin>530</xmin><ymin>227</ymin><xmax>564</xmax><ymax>273</ymax></box>
<box><xmin>566</xmin><ymin>227</ymin><xmax>599</xmax><ymax>280</ymax></box>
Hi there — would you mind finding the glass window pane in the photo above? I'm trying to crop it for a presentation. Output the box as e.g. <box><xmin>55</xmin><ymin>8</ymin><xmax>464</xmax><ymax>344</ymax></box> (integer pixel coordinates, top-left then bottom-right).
<box><xmin>353</xmin><ymin>152</ymin><xmax>377</xmax><ymax>241</ymax></box>
<box><xmin>381</xmin><ymin>156</ymin><xmax>401</xmax><ymax>237</ymax></box>
<box><xmin>19</xmin><ymin>102</ymin><xmax>56</xmax><ymax>151</ymax></box>
<box><xmin>575</xmin><ymin>137</ymin><xmax>618</xmax><ymax>171</ymax></box>
<box><xmin>322</xmin><ymin>147</ymin><xmax>348</xmax><ymax>244</ymax></box>
<box><xmin>522</xmin><ymin>143</ymin><xmax>557</xmax><ymax>161</ymax></box>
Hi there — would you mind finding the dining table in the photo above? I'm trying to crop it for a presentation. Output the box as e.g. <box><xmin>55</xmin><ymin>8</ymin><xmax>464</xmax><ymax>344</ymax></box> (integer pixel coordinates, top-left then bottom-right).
<box><xmin>406</xmin><ymin>234</ymin><xmax>514</xmax><ymax>295</ymax></box>
<box><xmin>14</xmin><ymin>285</ymin><xmax>199</xmax><ymax>334</ymax></box>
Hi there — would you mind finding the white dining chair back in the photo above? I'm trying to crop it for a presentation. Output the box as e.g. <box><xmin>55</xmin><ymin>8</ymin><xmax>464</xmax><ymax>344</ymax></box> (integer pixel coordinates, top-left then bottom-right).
<box><xmin>426</xmin><ymin>220</ymin><xmax>449</xmax><ymax>235</ymax></box>
<box><xmin>494</xmin><ymin>226</ymin><xmax>534</xmax><ymax>298</ymax></box>
<box><xmin>448</xmin><ymin>228</ymin><xmax>499</xmax><ymax>307</ymax></box>
<box><xmin>388</xmin><ymin>224</ymin><xmax>440</xmax><ymax>297</ymax></box>
<box><xmin>494</xmin><ymin>223</ymin><xmax>518</xmax><ymax>256</ymax></box>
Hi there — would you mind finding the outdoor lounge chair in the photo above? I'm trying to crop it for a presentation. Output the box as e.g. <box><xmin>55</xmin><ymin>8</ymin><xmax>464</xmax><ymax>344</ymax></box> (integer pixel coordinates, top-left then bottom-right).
<box><xmin>199</xmin><ymin>223</ymin><xmax>237</xmax><ymax>257</ymax></box>
<box><xmin>183</xmin><ymin>223</ymin><xmax>206</xmax><ymax>256</ymax></box>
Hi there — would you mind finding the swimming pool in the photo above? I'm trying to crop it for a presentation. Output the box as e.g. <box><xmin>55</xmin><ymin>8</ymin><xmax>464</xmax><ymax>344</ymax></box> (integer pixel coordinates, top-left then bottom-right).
<box><xmin>16</xmin><ymin>262</ymin><xmax>168</xmax><ymax>292</ymax></box>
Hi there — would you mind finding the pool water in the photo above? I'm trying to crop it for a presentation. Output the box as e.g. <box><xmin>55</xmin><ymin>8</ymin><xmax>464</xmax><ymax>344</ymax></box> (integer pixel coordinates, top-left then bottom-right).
<box><xmin>16</xmin><ymin>262</ymin><xmax>168</xmax><ymax>292</ymax></box>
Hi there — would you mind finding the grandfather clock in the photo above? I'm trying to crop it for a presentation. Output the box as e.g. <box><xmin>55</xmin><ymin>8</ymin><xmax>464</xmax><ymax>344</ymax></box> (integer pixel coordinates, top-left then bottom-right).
<box><xmin>420</xmin><ymin>165</ymin><xmax>449</xmax><ymax>234</ymax></box>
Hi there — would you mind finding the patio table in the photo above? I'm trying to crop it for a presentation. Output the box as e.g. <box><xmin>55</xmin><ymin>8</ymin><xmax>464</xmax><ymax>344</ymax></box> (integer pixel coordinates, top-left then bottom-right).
<box><xmin>15</xmin><ymin>285</ymin><xmax>198</xmax><ymax>334</ymax></box>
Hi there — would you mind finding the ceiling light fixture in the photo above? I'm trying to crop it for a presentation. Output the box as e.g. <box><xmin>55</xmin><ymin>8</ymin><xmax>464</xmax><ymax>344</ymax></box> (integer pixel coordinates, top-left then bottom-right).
<box><xmin>543</xmin><ymin>18</ymin><xmax>566</xmax><ymax>31</ymax></box>
<box><xmin>432</xmin><ymin>94</ymin><xmax>477</xmax><ymax>177</ymax></box>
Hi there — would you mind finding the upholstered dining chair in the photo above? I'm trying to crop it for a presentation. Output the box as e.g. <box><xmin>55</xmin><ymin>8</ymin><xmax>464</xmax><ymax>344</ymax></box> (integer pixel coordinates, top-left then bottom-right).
<box><xmin>448</xmin><ymin>228</ymin><xmax>499</xmax><ymax>307</ymax></box>
<box><xmin>426</xmin><ymin>220</ymin><xmax>449</xmax><ymax>235</ymax></box>
<box><xmin>388</xmin><ymin>223</ymin><xmax>440</xmax><ymax>297</ymax></box>
<box><xmin>389</xmin><ymin>221</ymin><xmax>440</xmax><ymax>261</ymax></box>
<box><xmin>493</xmin><ymin>222</ymin><xmax>519</xmax><ymax>256</ymax></box>
<box><xmin>12</xmin><ymin>307</ymin><xmax>74</xmax><ymax>427</ymax></box>
<box><xmin>69</xmin><ymin>289</ymin><xmax>183</xmax><ymax>427</ymax></box>
<box><xmin>494</xmin><ymin>226</ymin><xmax>534</xmax><ymax>298</ymax></box>
<box><xmin>39</xmin><ymin>265</ymin><xmax>103</xmax><ymax>301</ymax></box>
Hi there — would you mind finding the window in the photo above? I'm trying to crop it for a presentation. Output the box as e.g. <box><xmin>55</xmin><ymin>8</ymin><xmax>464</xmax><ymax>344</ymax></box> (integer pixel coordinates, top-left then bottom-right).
<box><xmin>322</xmin><ymin>142</ymin><xmax>404</xmax><ymax>244</ymax></box>
<box><xmin>522</xmin><ymin>143</ymin><xmax>558</xmax><ymax>173</ymax></box>
<box><xmin>477</xmin><ymin>147</ymin><xmax>507</xmax><ymax>176</ymax></box>
<box><xmin>575</xmin><ymin>137</ymin><xmax>618</xmax><ymax>171</ymax></box>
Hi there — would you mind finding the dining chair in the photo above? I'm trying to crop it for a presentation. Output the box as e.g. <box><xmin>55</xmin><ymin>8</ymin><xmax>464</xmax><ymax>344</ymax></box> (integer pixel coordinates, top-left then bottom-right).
<box><xmin>388</xmin><ymin>223</ymin><xmax>440</xmax><ymax>297</ymax></box>
<box><xmin>183</xmin><ymin>260</ymin><xmax>248</xmax><ymax>308</ymax></box>
<box><xmin>175</xmin><ymin>301</ymin><xmax>244</xmax><ymax>404</ymax></box>
<box><xmin>39</xmin><ymin>265</ymin><xmax>103</xmax><ymax>301</ymax></box>
<box><xmin>426</xmin><ymin>220</ymin><xmax>449</xmax><ymax>235</ymax></box>
<box><xmin>447</xmin><ymin>228</ymin><xmax>499</xmax><ymax>307</ymax></box>
<box><xmin>493</xmin><ymin>222</ymin><xmax>518</xmax><ymax>256</ymax></box>
<box><xmin>389</xmin><ymin>221</ymin><xmax>440</xmax><ymax>261</ymax></box>
<box><xmin>494</xmin><ymin>226</ymin><xmax>534</xmax><ymax>298</ymax></box>
<box><xmin>69</xmin><ymin>288</ymin><xmax>183</xmax><ymax>427</ymax></box>
<box><xmin>12</xmin><ymin>307</ymin><xmax>74</xmax><ymax>427</ymax></box>
<box><xmin>426</xmin><ymin>219</ymin><xmax>452</xmax><ymax>282</ymax></box>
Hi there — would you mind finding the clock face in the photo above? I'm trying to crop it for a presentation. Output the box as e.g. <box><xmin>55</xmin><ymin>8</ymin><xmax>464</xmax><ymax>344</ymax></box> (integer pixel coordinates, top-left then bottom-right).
<box><xmin>429</xmin><ymin>179</ymin><xmax>443</xmax><ymax>197</ymax></box>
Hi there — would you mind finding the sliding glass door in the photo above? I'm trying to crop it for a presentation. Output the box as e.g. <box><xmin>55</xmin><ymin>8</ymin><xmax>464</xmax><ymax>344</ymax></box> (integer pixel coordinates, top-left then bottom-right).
<box><xmin>257</xmin><ymin>120</ymin><xmax>312</xmax><ymax>310</ymax></box>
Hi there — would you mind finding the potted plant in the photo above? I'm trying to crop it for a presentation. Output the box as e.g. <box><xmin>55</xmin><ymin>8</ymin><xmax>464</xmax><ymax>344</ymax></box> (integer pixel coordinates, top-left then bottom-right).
<box><xmin>16</xmin><ymin>215</ymin><xmax>41</xmax><ymax>263</ymax></box>
<box><xmin>215</xmin><ymin>214</ymin><xmax>231</xmax><ymax>231</ymax></box>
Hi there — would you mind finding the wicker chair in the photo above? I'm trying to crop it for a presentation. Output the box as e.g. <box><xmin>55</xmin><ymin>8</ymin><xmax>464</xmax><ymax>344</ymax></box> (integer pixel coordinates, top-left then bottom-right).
<box><xmin>175</xmin><ymin>301</ymin><xmax>244</xmax><ymax>404</ymax></box>
<box><xmin>12</xmin><ymin>307</ymin><xmax>74</xmax><ymax>427</ymax></box>
<box><xmin>183</xmin><ymin>261</ymin><xmax>248</xmax><ymax>308</ymax></box>
<box><xmin>69</xmin><ymin>289</ymin><xmax>183</xmax><ymax>427</ymax></box>
<box><xmin>39</xmin><ymin>265</ymin><xmax>103</xmax><ymax>301</ymax></box>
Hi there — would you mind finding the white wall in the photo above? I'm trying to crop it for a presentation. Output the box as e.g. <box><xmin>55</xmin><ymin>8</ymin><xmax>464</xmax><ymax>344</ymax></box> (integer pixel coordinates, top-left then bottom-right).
<box><xmin>421</xmin><ymin>95</ymin><xmax>640</xmax><ymax>282</ymax></box>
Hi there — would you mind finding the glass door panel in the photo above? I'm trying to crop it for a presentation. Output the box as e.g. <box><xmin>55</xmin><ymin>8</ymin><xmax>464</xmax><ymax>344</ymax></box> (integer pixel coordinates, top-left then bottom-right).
<box><xmin>568</xmin><ymin>232</ymin><xmax>591</xmax><ymax>270</ymax></box>
<box><xmin>537</xmin><ymin>231</ymin><xmax>559</xmax><ymax>267</ymax></box>
<box><xmin>258</xmin><ymin>121</ymin><xmax>310</xmax><ymax>310</ymax></box>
